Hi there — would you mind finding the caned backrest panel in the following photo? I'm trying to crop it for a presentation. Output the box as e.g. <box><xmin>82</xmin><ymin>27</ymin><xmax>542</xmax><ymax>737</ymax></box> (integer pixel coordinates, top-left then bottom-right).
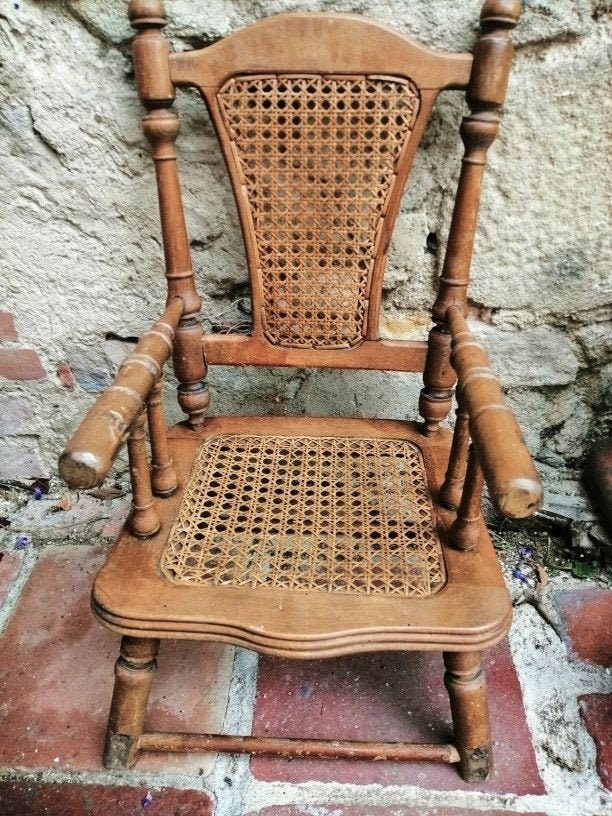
<box><xmin>169</xmin><ymin>14</ymin><xmax>472</xmax><ymax>362</ymax></box>
<box><xmin>217</xmin><ymin>72</ymin><xmax>420</xmax><ymax>349</ymax></box>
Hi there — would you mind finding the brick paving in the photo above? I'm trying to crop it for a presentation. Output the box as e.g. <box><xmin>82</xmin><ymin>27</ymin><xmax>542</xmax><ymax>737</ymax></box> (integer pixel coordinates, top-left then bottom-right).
<box><xmin>251</xmin><ymin>646</ymin><xmax>544</xmax><ymax>794</ymax></box>
<box><xmin>0</xmin><ymin>312</ymin><xmax>19</xmax><ymax>342</ymax></box>
<box><xmin>0</xmin><ymin>781</ymin><xmax>213</xmax><ymax>816</ymax></box>
<box><xmin>555</xmin><ymin>587</ymin><xmax>612</xmax><ymax>793</ymax></box>
<box><xmin>556</xmin><ymin>587</ymin><xmax>612</xmax><ymax>667</ymax></box>
<box><xmin>579</xmin><ymin>693</ymin><xmax>612</xmax><ymax>792</ymax></box>
<box><xmin>0</xmin><ymin>549</ymin><xmax>24</xmax><ymax>606</ymax></box>
<box><xmin>0</xmin><ymin>530</ymin><xmax>610</xmax><ymax>814</ymax></box>
<box><xmin>0</xmin><ymin>546</ymin><xmax>234</xmax><ymax>776</ymax></box>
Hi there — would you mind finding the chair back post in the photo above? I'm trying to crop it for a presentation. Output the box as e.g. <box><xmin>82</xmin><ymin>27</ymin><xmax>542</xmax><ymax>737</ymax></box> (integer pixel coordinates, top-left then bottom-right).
<box><xmin>419</xmin><ymin>0</ymin><xmax>521</xmax><ymax>436</ymax></box>
<box><xmin>128</xmin><ymin>0</ymin><xmax>210</xmax><ymax>428</ymax></box>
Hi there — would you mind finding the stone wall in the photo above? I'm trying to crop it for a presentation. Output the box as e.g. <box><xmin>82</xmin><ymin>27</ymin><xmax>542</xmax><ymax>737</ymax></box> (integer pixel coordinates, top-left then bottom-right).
<box><xmin>0</xmin><ymin>0</ymin><xmax>610</xmax><ymax>484</ymax></box>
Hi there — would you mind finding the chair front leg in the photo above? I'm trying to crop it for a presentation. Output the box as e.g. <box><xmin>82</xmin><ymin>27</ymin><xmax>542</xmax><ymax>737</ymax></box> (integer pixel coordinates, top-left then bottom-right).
<box><xmin>443</xmin><ymin>651</ymin><xmax>493</xmax><ymax>782</ymax></box>
<box><xmin>104</xmin><ymin>636</ymin><xmax>160</xmax><ymax>769</ymax></box>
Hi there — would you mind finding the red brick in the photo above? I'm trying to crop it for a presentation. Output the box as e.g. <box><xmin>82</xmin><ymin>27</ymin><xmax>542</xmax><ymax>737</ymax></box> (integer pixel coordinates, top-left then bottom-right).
<box><xmin>0</xmin><ymin>781</ymin><xmax>213</xmax><ymax>816</ymax></box>
<box><xmin>0</xmin><ymin>311</ymin><xmax>18</xmax><ymax>341</ymax></box>
<box><xmin>556</xmin><ymin>588</ymin><xmax>612</xmax><ymax>667</ymax></box>
<box><xmin>57</xmin><ymin>360</ymin><xmax>76</xmax><ymax>390</ymax></box>
<box><xmin>245</xmin><ymin>808</ymin><xmax>547</xmax><ymax>816</ymax></box>
<box><xmin>251</xmin><ymin>645</ymin><xmax>544</xmax><ymax>794</ymax></box>
<box><xmin>586</xmin><ymin>438</ymin><xmax>612</xmax><ymax>529</ymax></box>
<box><xmin>0</xmin><ymin>545</ymin><xmax>233</xmax><ymax>775</ymax></box>
<box><xmin>579</xmin><ymin>693</ymin><xmax>612</xmax><ymax>791</ymax></box>
<box><xmin>0</xmin><ymin>348</ymin><xmax>46</xmax><ymax>380</ymax></box>
<box><xmin>0</xmin><ymin>549</ymin><xmax>24</xmax><ymax>607</ymax></box>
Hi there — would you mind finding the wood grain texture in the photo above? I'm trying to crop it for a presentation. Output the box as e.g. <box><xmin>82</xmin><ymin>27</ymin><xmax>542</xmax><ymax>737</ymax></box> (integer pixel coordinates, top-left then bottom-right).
<box><xmin>126</xmin><ymin>407</ymin><xmax>161</xmax><ymax>538</ymax></box>
<box><xmin>104</xmin><ymin>636</ymin><xmax>160</xmax><ymax>769</ymax></box>
<box><xmin>139</xmin><ymin>731</ymin><xmax>460</xmax><ymax>763</ymax></box>
<box><xmin>440</xmin><ymin>400</ymin><xmax>470</xmax><ymax>509</ymax></box>
<box><xmin>147</xmin><ymin>377</ymin><xmax>178</xmax><ymax>497</ymax></box>
<box><xmin>444</xmin><ymin>650</ymin><xmax>493</xmax><ymax>781</ymax></box>
<box><xmin>131</xmin><ymin>6</ymin><xmax>209</xmax><ymax>427</ymax></box>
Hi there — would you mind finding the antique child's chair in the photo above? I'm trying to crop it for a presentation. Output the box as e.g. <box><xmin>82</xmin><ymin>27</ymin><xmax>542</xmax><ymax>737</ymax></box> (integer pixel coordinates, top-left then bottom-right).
<box><xmin>59</xmin><ymin>0</ymin><xmax>542</xmax><ymax>781</ymax></box>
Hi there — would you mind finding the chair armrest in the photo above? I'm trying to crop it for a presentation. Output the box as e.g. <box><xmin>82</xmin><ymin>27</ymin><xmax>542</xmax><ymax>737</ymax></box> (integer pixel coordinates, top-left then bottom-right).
<box><xmin>446</xmin><ymin>305</ymin><xmax>543</xmax><ymax>519</ymax></box>
<box><xmin>59</xmin><ymin>297</ymin><xmax>184</xmax><ymax>490</ymax></box>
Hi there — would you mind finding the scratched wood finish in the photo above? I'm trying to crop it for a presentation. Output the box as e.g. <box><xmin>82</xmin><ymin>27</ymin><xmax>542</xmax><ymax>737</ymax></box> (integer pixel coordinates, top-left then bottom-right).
<box><xmin>444</xmin><ymin>650</ymin><xmax>493</xmax><ymax>781</ymax></box>
<box><xmin>446</xmin><ymin>304</ymin><xmax>543</xmax><ymax>519</ymax></box>
<box><xmin>56</xmin><ymin>0</ymin><xmax>541</xmax><ymax>782</ymax></box>
<box><xmin>59</xmin><ymin>297</ymin><xmax>183</xmax><ymax>489</ymax></box>
<box><xmin>104</xmin><ymin>637</ymin><xmax>160</xmax><ymax>769</ymax></box>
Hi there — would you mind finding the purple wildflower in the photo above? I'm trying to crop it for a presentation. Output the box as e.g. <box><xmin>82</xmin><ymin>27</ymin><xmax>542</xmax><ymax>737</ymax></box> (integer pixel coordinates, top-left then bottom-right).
<box><xmin>14</xmin><ymin>535</ymin><xmax>30</xmax><ymax>550</ymax></box>
<box><xmin>518</xmin><ymin>546</ymin><xmax>532</xmax><ymax>560</ymax></box>
<box><xmin>141</xmin><ymin>791</ymin><xmax>153</xmax><ymax>808</ymax></box>
<box><xmin>33</xmin><ymin>487</ymin><xmax>43</xmax><ymax>500</ymax></box>
<box><xmin>299</xmin><ymin>683</ymin><xmax>314</xmax><ymax>700</ymax></box>
<box><xmin>512</xmin><ymin>566</ymin><xmax>528</xmax><ymax>584</ymax></box>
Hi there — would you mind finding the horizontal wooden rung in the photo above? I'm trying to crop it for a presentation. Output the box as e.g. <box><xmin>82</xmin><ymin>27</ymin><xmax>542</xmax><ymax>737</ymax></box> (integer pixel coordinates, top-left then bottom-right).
<box><xmin>139</xmin><ymin>731</ymin><xmax>460</xmax><ymax>762</ymax></box>
<box><xmin>202</xmin><ymin>334</ymin><xmax>428</xmax><ymax>372</ymax></box>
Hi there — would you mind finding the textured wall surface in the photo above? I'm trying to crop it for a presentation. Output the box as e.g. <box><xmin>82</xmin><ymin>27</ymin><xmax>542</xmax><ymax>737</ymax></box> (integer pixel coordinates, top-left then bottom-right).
<box><xmin>0</xmin><ymin>0</ymin><xmax>610</xmax><ymax>482</ymax></box>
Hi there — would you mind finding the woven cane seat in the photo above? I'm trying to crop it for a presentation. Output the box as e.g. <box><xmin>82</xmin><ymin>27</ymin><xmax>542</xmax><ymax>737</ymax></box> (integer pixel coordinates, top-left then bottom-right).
<box><xmin>160</xmin><ymin>434</ymin><xmax>446</xmax><ymax>597</ymax></box>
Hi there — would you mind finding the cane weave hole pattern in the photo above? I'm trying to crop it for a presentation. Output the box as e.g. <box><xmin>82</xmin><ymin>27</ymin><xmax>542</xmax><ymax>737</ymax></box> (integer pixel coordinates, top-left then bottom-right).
<box><xmin>160</xmin><ymin>434</ymin><xmax>445</xmax><ymax>597</ymax></box>
<box><xmin>216</xmin><ymin>74</ymin><xmax>420</xmax><ymax>349</ymax></box>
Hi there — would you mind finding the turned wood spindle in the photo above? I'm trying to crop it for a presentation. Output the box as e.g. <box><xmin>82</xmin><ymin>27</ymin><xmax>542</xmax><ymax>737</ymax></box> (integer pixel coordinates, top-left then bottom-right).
<box><xmin>420</xmin><ymin>0</ymin><xmax>521</xmax><ymax>435</ymax></box>
<box><xmin>146</xmin><ymin>377</ymin><xmax>177</xmax><ymax>497</ymax></box>
<box><xmin>419</xmin><ymin>324</ymin><xmax>456</xmax><ymax>438</ymax></box>
<box><xmin>104</xmin><ymin>636</ymin><xmax>160</xmax><ymax>769</ymax></box>
<box><xmin>127</xmin><ymin>408</ymin><xmax>161</xmax><ymax>537</ymax></box>
<box><xmin>129</xmin><ymin>0</ymin><xmax>210</xmax><ymax>428</ymax></box>
<box><xmin>439</xmin><ymin>398</ymin><xmax>470</xmax><ymax>510</ymax></box>
<box><xmin>449</xmin><ymin>444</ymin><xmax>484</xmax><ymax>551</ymax></box>
<box><xmin>444</xmin><ymin>651</ymin><xmax>493</xmax><ymax>781</ymax></box>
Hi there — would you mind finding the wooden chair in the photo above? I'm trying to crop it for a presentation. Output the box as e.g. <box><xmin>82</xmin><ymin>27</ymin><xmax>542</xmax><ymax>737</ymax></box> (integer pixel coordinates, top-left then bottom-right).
<box><xmin>59</xmin><ymin>0</ymin><xmax>543</xmax><ymax>781</ymax></box>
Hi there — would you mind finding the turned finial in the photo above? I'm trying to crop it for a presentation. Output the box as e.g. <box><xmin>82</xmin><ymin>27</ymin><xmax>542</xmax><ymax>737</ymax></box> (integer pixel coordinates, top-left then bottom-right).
<box><xmin>128</xmin><ymin>0</ymin><xmax>167</xmax><ymax>29</ymax></box>
<box><xmin>480</xmin><ymin>0</ymin><xmax>521</xmax><ymax>29</ymax></box>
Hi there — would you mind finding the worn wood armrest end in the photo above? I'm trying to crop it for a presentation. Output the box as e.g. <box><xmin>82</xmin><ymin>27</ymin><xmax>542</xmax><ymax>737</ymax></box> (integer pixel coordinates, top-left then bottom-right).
<box><xmin>59</xmin><ymin>298</ymin><xmax>184</xmax><ymax>489</ymax></box>
<box><xmin>446</xmin><ymin>305</ymin><xmax>543</xmax><ymax>520</ymax></box>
